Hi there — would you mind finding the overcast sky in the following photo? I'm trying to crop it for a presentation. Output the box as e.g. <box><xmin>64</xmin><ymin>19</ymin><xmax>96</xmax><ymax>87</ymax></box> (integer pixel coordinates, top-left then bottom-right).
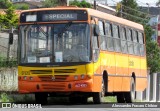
<box><xmin>107</xmin><ymin>0</ymin><xmax>158</xmax><ymax>7</ymax></box>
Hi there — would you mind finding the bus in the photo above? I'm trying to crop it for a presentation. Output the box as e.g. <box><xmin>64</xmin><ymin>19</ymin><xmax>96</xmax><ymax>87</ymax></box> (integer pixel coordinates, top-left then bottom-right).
<box><xmin>17</xmin><ymin>6</ymin><xmax>147</xmax><ymax>104</ymax></box>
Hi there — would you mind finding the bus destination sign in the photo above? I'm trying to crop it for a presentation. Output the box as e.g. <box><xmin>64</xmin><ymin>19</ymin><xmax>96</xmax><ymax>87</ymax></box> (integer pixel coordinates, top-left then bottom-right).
<box><xmin>20</xmin><ymin>10</ymin><xmax>88</xmax><ymax>23</ymax></box>
<box><xmin>42</xmin><ymin>13</ymin><xmax>77</xmax><ymax>21</ymax></box>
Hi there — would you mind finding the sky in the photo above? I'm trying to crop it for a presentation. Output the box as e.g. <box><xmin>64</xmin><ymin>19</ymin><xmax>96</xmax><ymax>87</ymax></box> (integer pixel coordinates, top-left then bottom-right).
<box><xmin>107</xmin><ymin>0</ymin><xmax>158</xmax><ymax>7</ymax></box>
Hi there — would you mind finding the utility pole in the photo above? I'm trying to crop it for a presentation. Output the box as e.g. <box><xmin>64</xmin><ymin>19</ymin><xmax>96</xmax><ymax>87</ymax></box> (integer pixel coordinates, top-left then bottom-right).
<box><xmin>7</xmin><ymin>27</ymin><xmax>14</xmax><ymax>63</ymax></box>
<box><xmin>146</xmin><ymin>3</ymin><xmax>150</xmax><ymax>14</ymax></box>
<box><xmin>94</xmin><ymin>0</ymin><xmax>97</xmax><ymax>9</ymax></box>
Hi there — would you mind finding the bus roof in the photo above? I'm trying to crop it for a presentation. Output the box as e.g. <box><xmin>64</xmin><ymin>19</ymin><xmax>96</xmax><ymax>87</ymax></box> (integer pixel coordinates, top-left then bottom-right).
<box><xmin>21</xmin><ymin>6</ymin><xmax>143</xmax><ymax>30</ymax></box>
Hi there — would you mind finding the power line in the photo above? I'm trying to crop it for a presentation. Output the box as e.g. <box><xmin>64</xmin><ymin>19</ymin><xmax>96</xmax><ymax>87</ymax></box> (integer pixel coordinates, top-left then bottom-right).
<box><xmin>110</xmin><ymin>0</ymin><xmax>149</xmax><ymax>15</ymax></box>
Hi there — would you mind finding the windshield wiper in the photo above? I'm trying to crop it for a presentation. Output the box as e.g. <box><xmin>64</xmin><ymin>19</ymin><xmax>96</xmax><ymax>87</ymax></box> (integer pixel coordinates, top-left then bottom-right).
<box><xmin>58</xmin><ymin>21</ymin><xmax>72</xmax><ymax>37</ymax></box>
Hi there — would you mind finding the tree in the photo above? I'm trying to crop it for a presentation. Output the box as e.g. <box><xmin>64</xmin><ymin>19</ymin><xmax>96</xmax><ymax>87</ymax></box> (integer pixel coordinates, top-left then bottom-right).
<box><xmin>13</xmin><ymin>3</ymin><xmax>29</xmax><ymax>10</ymax></box>
<box><xmin>42</xmin><ymin>0</ymin><xmax>58</xmax><ymax>8</ymax></box>
<box><xmin>144</xmin><ymin>25</ymin><xmax>160</xmax><ymax>73</ymax></box>
<box><xmin>2</xmin><ymin>6</ymin><xmax>18</xmax><ymax>29</ymax></box>
<box><xmin>59</xmin><ymin>0</ymin><xmax>67</xmax><ymax>6</ymax></box>
<box><xmin>0</xmin><ymin>0</ymin><xmax>12</xmax><ymax>9</ymax></box>
<box><xmin>70</xmin><ymin>0</ymin><xmax>92</xmax><ymax>8</ymax></box>
<box><xmin>119</xmin><ymin>0</ymin><xmax>160</xmax><ymax>73</ymax></box>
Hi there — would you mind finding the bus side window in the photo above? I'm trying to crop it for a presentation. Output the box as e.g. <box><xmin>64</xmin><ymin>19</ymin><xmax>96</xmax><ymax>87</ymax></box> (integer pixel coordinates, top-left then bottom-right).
<box><xmin>120</xmin><ymin>27</ymin><xmax>128</xmax><ymax>54</ymax></box>
<box><xmin>127</xmin><ymin>28</ymin><xmax>134</xmax><ymax>54</ymax></box>
<box><xmin>113</xmin><ymin>24</ymin><xmax>121</xmax><ymax>52</ymax></box>
<box><xmin>99</xmin><ymin>21</ymin><xmax>106</xmax><ymax>50</ymax></box>
<box><xmin>138</xmin><ymin>32</ymin><xmax>145</xmax><ymax>56</ymax></box>
<box><xmin>98</xmin><ymin>21</ymin><xmax>105</xmax><ymax>35</ymax></box>
<box><xmin>133</xmin><ymin>30</ymin><xmax>140</xmax><ymax>56</ymax></box>
<box><xmin>106</xmin><ymin>23</ymin><xmax>114</xmax><ymax>51</ymax></box>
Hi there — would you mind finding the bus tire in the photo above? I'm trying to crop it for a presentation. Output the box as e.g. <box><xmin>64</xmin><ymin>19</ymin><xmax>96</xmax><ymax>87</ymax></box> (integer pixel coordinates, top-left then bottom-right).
<box><xmin>35</xmin><ymin>93</ymin><xmax>48</xmax><ymax>105</ymax></box>
<box><xmin>93</xmin><ymin>79</ymin><xmax>105</xmax><ymax>104</ymax></box>
<box><xmin>116</xmin><ymin>93</ymin><xmax>125</xmax><ymax>103</ymax></box>
<box><xmin>124</xmin><ymin>77</ymin><xmax>135</xmax><ymax>103</ymax></box>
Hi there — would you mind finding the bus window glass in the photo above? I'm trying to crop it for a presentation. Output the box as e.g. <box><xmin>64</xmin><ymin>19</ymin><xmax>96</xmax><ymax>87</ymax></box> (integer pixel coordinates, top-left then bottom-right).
<box><xmin>133</xmin><ymin>30</ymin><xmax>140</xmax><ymax>55</ymax></box>
<box><xmin>128</xmin><ymin>41</ymin><xmax>134</xmax><ymax>54</ymax></box>
<box><xmin>138</xmin><ymin>32</ymin><xmax>145</xmax><ymax>56</ymax></box>
<box><xmin>138</xmin><ymin>32</ymin><xmax>144</xmax><ymax>44</ymax></box>
<box><xmin>99</xmin><ymin>21</ymin><xmax>105</xmax><ymax>35</ymax></box>
<box><xmin>19</xmin><ymin>23</ymin><xmax>90</xmax><ymax>63</ymax></box>
<box><xmin>121</xmin><ymin>27</ymin><xmax>126</xmax><ymax>40</ymax></box>
<box><xmin>127</xmin><ymin>29</ymin><xmax>132</xmax><ymax>41</ymax></box>
<box><xmin>112</xmin><ymin>24</ymin><xmax>119</xmax><ymax>38</ymax></box>
<box><xmin>105</xmin><ymin>22</ymin><xmax>112</xmax><ymax>37</ymax></box>
<box><xmin>132</xmin><ymin>30</ymin><xmax>138</xmax><ymax>43</ymax></box>
<box><xmin>113</xmin><ymin>25</ymin><xmax>121</xmax><ymax>52</ymax></box>
<box><xmin>120</xmin><ymin>27</ymin><xmax>128</xmax><ymax>53</ymax></box>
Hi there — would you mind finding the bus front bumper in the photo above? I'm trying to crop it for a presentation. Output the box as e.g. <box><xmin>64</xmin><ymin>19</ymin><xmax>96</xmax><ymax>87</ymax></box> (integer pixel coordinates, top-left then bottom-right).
<box><xmin>18</xmin><ymin>79</ymin><xmax>93</xmax><ymax>94</ymax></box>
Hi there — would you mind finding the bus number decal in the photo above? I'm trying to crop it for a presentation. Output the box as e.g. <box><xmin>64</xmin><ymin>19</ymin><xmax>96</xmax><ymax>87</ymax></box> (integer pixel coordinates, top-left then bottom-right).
<box><xmin>129</xmin><ymin>61</ymin><xmax>134</xmax><ymax>66</ymax></box>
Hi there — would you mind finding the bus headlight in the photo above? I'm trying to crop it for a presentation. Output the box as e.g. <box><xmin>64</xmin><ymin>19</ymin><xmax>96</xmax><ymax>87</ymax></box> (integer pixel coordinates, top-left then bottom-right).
<box><xmin>29</xmin><ymin>77</ymin><xmax>33</xmax><ymax>80</ymax></box>
<box><xmin>74</xmin><ymin>75</ymin><xmax>78</xmax><ymax>80</ymax></box>
<box><xmin>23</xmin><ymin>76</ymin><xmax>27</xmax><ymax>80</ymax></box>
<box><xmin>81</xmin><ymin>74</ymin><xmax>85</xmax><ymax>79</ymax></box>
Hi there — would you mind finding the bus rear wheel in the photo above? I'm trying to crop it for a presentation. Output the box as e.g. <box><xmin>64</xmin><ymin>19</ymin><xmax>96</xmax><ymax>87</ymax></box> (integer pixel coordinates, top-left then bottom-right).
<box><xmin>93</xmin><ymin>79</ymin><xmax>105</xmax><ymax>104</ymax></box>
<box><xmin>124</xmin><ymin>77</ymin><xmax>135</xmax><ymax>103</ymax></box>
<box><xmin>35</xmin><ymin>93</ymin><xmax>48</xmax><ymax>105</ymax></box>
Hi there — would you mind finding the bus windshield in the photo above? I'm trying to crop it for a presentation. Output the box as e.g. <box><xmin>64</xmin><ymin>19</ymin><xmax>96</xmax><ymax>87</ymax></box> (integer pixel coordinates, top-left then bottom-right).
<box><xmin>19</xmin><ymin>23</ymin><xmax>90</xmax><ymax>64</ymax></box>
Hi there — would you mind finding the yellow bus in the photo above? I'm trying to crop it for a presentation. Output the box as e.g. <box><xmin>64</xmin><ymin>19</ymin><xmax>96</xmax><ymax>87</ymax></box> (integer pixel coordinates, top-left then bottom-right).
<box><xmin>17</xmin><ymin>6</ymin><xmax>147</xmax><ymax>104</ymax></box>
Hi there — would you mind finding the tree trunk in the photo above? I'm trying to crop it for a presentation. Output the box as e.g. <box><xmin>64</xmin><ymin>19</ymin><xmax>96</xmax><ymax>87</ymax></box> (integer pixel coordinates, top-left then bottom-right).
<box><xmin>59</xmin><ymin>0</ymin><xmax>67</xmax><ymax>6</ymax></box>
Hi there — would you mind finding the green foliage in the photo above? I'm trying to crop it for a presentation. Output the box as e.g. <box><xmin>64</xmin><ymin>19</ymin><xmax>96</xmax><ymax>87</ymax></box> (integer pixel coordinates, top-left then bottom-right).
<box><xmin>70</xmin><ymin>0</ymin><xmax>92</xmax><ymax>8</ymax></box>
<box><xmin>13</xmin><ymin>3</ymin><xmax>29</xmax><ymax>10</ymax></box>
<box><xmin>119</xmin><ymin>0</ymin><xmax>148</xmax><ymax>23</ymax></box>
<box><xmin>42</xmin><ymin>0</ymin><xmax>58</xmax><ymax>8</ymax></box>
<box><xmin>144</xmin><ymin>25</ymin><xmax>160</xmax><ymax>73</ymax></box>
<box><xmin>0</xmin><ymin>0</ymin><xmax>12</xmax><ymax>9</ymax></box>
<box><xmin>0</xmin><ymin>56</ymin><xmax>17</xmax><ymax>68</ymax></box>
<box><xmin>0</xmin><ymin>6</ymin><xmax>18</xmax><ymax>29</ymax></box>
<box><xmin>0</xmin><ymin>93</ymin><xmax>13</xmax><ymax>102</ymax></box>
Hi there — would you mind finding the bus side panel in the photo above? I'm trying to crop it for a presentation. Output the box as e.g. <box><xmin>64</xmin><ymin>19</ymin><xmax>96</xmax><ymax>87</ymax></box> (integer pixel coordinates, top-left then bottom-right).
<box><xmin>108</xmin><ymin>76</ymin><xmax>114</xmax><ymax>92</ymax></box>
<box><xmin>114</xmin><ymin>53</ymin><xmax>127</xmax><ymax>91</ymax></box>
<box><xmin>121</xmin><ymin>77</ymin><xmax>131</xmax><ymax>92</ymax></box>
<box><xmin>113</xmin><ymin>77</ymin><xmax>123</xmax><ymax>91</ymax></box>
<box><xmin>92</xmin><ymin>75</ymin><xmax>102</xmax><ymax>92</ymax></box>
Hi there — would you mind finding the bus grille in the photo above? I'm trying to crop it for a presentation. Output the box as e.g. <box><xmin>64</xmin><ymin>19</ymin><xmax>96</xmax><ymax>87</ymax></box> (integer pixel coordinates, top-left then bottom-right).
<box><xmin>54</xmin><ymin>69</ymin><xmax>76</xmax><ymax>74</ymax></box>
<box><xmin>31</xmin><ymin>70</ymin><xmax>52</xmax><ymax>74</ymax></box>
<box><xmin>38</xmin><ymin>75</ymin><xmax>69</xmax><ymax>81</ymax></box>
<box><xmin>41</xmin><ymin>83</ymin><xmax>65</xmax><ymax>91</ymax></box>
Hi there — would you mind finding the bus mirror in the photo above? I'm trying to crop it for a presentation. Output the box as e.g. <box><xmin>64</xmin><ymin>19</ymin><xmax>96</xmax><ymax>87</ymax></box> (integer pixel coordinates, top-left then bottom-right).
<box><xmin>9</xmin><ymin>33</ymin><xmax>13</xmax><ymax>45</ymax></box>
<box><xmin>94</xmin><ymin>25</ymin><xmax>100</xmax><ymax>36</ymax></box>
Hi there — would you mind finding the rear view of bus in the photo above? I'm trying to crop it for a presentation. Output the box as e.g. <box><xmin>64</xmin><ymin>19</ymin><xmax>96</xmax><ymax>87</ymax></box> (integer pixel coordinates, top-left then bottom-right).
<box><xmin>18</xmin><ymin>7</ymin><xmax>97</xmax><ymax>104</ymax></box>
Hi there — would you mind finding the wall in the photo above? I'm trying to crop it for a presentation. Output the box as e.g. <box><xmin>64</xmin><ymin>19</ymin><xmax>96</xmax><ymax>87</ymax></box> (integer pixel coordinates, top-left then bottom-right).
<box><xmin>0</xmin><ymin>68</ymin><xmax>18</xmax><ymax>92</ymax></box>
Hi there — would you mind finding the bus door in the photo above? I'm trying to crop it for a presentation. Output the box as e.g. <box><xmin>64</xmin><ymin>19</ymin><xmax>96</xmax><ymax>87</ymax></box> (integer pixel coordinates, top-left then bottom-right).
<box><xmin>91</xmin><ymin>18</ymin><xmax>101</xmax><ymax>92</ymax></box>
